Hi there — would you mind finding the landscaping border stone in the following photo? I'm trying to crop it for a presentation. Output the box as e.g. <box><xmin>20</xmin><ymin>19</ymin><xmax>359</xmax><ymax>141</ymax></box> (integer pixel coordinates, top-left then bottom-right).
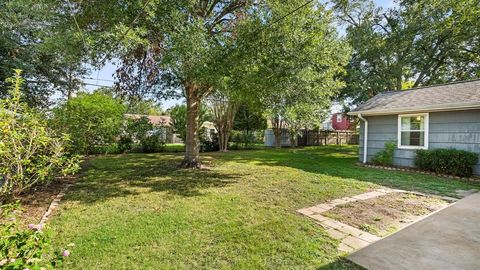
<box><xmin>38</xmin><ymin>183</ymin><xmax>72</xmax><ymax>228</ymax></box>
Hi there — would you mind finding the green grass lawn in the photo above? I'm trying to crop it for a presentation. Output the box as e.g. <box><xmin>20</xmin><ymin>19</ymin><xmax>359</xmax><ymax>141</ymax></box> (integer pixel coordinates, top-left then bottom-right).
<box><xmin>164</xmin><ymin>143</ymin><xmax>185</xmax><ymax>152</ymax></box>
<box><xmin>50</xmin><ymin>146</ymin><xmax>479</xmax><ymax>269</ymax></box>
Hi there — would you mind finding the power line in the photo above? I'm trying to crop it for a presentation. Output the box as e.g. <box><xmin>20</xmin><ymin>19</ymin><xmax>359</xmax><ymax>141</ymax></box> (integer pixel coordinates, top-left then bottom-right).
<box><xmin>26</xmin><ymin>80</ymin><xmax>112</xmax><ymax>88</ymax></box>
<box><xmin>81</xmin><ymin>77</ymin><xmax>116</xmax><ymax>83</ymax></box>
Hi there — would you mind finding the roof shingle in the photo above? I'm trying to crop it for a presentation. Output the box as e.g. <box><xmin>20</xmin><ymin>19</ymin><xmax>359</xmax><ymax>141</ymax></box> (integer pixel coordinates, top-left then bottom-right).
<box><xmin>349</xmin><ymin>79</ymin><xmax>480</xmax><ymax>115</ymax></box>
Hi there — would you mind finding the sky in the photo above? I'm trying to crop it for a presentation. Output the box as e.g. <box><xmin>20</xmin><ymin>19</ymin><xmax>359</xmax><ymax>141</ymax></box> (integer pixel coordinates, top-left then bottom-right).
<box><xmin>80</xmin><ymin>0</ymin><xmax>396</xmax><ymax>110</ymax></box>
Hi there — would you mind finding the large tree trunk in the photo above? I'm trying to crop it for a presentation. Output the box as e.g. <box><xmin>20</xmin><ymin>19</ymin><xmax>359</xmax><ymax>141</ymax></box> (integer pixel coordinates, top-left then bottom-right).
<box><xmin>181</xmin><ymin>83</ymin><xmax>201</xmax><ymax>168</ymax></box>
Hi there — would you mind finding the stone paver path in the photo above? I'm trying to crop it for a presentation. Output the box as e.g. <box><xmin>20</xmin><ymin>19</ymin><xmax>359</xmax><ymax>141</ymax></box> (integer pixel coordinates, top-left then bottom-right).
<box><xmin>297</xmin><ymin>188</ymin><xmax>404</xmax><ymax>252</ymax></box>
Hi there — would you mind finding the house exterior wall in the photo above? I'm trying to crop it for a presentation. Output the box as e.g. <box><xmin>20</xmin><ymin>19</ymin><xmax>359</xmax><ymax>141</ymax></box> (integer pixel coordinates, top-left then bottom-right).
<box><xmin>332</xmin><ymin>113</ymin><xmax>352</xmax><ymax>130</ymax></box>
<box><xmin>359</xmin><ymin>109</ymin><xmax>480</xmax><ymax>175</ymax></box>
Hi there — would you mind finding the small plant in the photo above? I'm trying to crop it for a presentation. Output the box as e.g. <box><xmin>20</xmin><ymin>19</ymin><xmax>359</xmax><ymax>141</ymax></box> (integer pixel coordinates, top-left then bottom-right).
<box><xmin>359</xmin><ymin>223</ymin><xmax>378</xmax><ymax>234</ymax></box>
<box><xmin>371</xmin><ymin>141</ymin><xmax>396</xmax><ymax>166</ymax></box>
<box><xmin>0</xmin><ymin>202</ymin><xmax>71</xmax><ymax>269</ymax></box>
<box><xmin>415</xmin><ymin>148</ymin><xmax>479</xmax><ymax>177</ymax></box>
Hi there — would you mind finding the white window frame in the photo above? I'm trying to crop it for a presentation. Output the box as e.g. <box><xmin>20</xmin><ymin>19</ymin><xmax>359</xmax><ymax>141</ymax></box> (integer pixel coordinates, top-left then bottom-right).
<box><xmin>397</xmin><ymin>113</ymin><xmax>429</xmax><ymax>150</ymax></box>
<box><xmin>336</xmin><ymin>114</ymin><xmax>342</xmax><ymax>123</ymax></box>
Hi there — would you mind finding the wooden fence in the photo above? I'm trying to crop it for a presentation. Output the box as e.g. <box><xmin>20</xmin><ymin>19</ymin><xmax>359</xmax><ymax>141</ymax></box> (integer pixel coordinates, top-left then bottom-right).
<box><xmin>297</xmin><ymin>130</ymin><xmax>359</xmax><ymax>146</ymax></box>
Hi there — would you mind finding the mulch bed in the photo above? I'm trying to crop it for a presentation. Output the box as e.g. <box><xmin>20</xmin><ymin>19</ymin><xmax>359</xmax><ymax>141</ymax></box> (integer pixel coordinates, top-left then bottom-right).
<box><xmin>16</xmin><ymin>176</ymin><xmax>77</xmax><ymax>226</ymax></box>
<box><xmin>322</xmin><ymin>192</ymin><xmax>449</xmax><ymax>237</ymax></box>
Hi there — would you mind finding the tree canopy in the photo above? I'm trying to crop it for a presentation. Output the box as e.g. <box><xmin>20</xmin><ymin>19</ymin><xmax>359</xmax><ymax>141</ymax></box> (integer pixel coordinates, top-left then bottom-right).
<box><xmin>333</xmin><ymin>0</ymin><xmax>480</xmax><ymax>105</ymax></box>
<box><xmin>0</xmin><ymin>0</ymin><xmax>89</xmax><ymax>107</ymax></box>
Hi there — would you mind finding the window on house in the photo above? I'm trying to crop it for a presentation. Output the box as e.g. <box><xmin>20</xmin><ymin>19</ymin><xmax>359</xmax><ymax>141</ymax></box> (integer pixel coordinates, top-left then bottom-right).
<box><xmin>336</xmin><ymin>114</ymin><xmax>342</xmax><ymax>123</ymax></box>
<box><xmin>398</xmin><ymin>113</ymin><xmax>428</xmax><ymax>149</ymax></box>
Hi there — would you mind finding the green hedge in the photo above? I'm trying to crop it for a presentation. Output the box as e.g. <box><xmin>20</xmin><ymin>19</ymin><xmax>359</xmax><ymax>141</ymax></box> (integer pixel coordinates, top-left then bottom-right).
<box><xmin>415</xmin><ymin>148</ymin><xmax>479</xmax><ymax>177</ymax></box>
<box><xmin>371</xmin><ymin>141</ymin><xmax>396</xmax><ymax>166</ymax></box>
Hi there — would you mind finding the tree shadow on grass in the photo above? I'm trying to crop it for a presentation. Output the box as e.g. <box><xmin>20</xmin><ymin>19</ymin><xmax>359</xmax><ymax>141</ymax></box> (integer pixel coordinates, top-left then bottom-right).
<box><xmin>317</xmin><ymin>258</ymin><xmax>365</xmax><ymax>270</ymax></box>
<box><xmin>64</xmin><ymin>153</ymin><xmax>241</xmax><ymax>204</ymax></box>
<box><xmin>207</xmin><ymin>146</ymin><xmax>480</xmax><ymax>197</ymax></box>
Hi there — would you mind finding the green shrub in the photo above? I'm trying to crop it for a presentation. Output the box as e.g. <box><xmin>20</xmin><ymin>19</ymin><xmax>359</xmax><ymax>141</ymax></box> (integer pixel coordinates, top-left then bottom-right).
<box><xmin>200</xmin><ymin>128</ymin><xmax>219</xmax><ymax>152</ymax></box>
<box><xmin>52</xmin><ymin>91</ymin><xmax>126</xmax><ymax>155</ymax></box>
<box><xmin>117</xmin><ymin>135</ymin><xmax>133</xmax><ymax>153</ymax></box>
<box><xmin>123</xmin><ymin>117</ymin><xmax>166</xmax><ymax>153</ymax></box>
<box><xmin>415</xmin><ymin>148</ymin><xmax>479</xmax><ymax>177</ymax></box>
<box><xmin>141</xmin><ymin>133</ymin><xmax>165</xmax><ymax>153</ymax></box>
<box><xmin>0</xmin><ymin>70</ymin><xmax>80</xmax><ymax>201</ymax></box>
<box><xmin>0</xmin><ymin>202</ymin><xmax>70</xmax><ymax>269</ymax></box>
<box><xmin>371</xmin><ymin>141</ymin><xmax>396</xmax><ymax>166</ymax></box>
<box><xmin>91</xmin><ymin>143</ymin><xmax>122</xmax><ymax>155</ymax></box>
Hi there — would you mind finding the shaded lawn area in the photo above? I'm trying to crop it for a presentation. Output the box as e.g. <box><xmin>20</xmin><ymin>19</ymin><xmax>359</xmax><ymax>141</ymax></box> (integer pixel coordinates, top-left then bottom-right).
<box><xmin>50</xmin><ymin>146</ymin><xmax>479</xmax><ymax>269</ymax></box>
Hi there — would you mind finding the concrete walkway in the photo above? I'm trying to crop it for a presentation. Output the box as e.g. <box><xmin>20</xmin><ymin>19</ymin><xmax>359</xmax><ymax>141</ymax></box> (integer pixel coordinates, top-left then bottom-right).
<box><xmin>349</xmin><ymin>193</ymin><xmax>480</xmax><ymax>270</ymax></box>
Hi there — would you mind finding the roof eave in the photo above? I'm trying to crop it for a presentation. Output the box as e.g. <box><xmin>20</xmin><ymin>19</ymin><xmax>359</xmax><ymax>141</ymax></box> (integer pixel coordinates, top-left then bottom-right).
<box><xmin>348</xmin><ymin>104</ymin><xmax>480</xmax><ymax>116</ymax></box>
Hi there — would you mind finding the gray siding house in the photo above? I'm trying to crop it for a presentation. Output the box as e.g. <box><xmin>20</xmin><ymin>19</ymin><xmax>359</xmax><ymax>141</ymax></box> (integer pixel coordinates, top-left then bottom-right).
<box><xmin>348</xmin><ymin>79</ymin><xmax>480</xmax><ymax>175</ymax></box>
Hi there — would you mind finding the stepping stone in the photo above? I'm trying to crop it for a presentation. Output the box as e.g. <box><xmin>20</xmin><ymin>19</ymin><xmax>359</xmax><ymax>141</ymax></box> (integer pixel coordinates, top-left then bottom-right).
<box><xmin>342</xmin><ymin>236</ymin><xmax>370</xmax><ymax>250</ymax></box>
<box><xmin>338</xmin><ymin>242</ymin><xmax>355</xmax><ymax>253</ymax></box>
<box><xmin>314</xmin><ymin>204</ymin><xmax>333</xmax><ymax>212</ymax></box>
<box><xmin>309</xmin><ymin>205</ymin><xmax>329</xmax><ymax>213</ymax></box>
<box><xmin>342</xmin><ymin>197</ymin><xmax>358</xmax><ymax>203</ymax></box>
<box><xmin>297</xmin><ymin>208</ymin><xmax>315</xmax><ymax>216</ymax></box>
<box><xmin>356</xmin><ymin>232</ymin><xmax>381</xmax><ymax>243</ymax></box>
<box><xmin>326</xmin><ymin>228</ymin><xmax>347</xmax><ymax>240</ymax></box>
<box><xmin>351</xmin><ymin>191</ymin><xmax>385</xmax><ymax>200</ymax></box>
<box><xmin>310</xmin><ymin>214</ymin><xmax>328</xmax><ymax>222</ymax></box>
<box><xmin>329</xmin><ymin>198</ymin><xmax>351</xmax><ymax>206</ymax></box>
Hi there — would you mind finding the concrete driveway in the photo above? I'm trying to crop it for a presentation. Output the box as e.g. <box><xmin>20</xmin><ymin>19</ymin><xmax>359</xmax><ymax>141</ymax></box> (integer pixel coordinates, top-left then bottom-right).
<box><xmin>349</xmin><ymin>193</ymin><xmax>480</xmax><ymax>270</ymax></box>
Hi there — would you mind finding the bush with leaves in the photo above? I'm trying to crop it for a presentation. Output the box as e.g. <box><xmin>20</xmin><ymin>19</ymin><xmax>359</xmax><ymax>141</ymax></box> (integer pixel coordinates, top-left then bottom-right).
<box><xmin>199</xmin><ymin>128</ymin><xmax>219</xmax><ymax>152</ymax></box>
<box><xmin>371</xmin><ymin>141</ymin><xmax>396</xmax><ymax>166</ymax></box>
<box><xmin>117</xmin><ymin>135</ymin><xmax>133</xmax><ymax>153</ymax></box>
<box><xmin>0</xmin><ymin>70</ymin><xmax>80</xmax><ymax>201</ymax></box>
<box><xmin>415</xmin><ymin>148</ymin><xmax>478</xmax><ymax>177</ymax></box>
<box><xmin>123</xmin><ymin>116</ymin><xmax>166</xmax><ymax>153</ymax></box>
<box><xmin>0</xmin><ymin>202</ymin><xmax>71</xmax><ymax>269</ymax></box>
<box><xmin>52</xmin><ymin>91</ymin><xmax>127</xmax><ymax>155</ymax></box>
<box><xmin>169</xmin><ymin>104</ymin><xmax>212</xmax><ymax>142</ymax></box>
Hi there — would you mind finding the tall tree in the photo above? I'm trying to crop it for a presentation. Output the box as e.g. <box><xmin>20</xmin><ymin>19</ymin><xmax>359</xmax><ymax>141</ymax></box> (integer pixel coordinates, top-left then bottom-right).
<box><xmin>284</xmin><ymin>103</ymin><xmax>329</xmax><ymax>147</ymax></box>
<box><xmin>207</xmin><ymin>93</ymin><xmax>238</xmax><ymax>152</ymax></box>
<box><xmin>0</xmin><ymin>0</ymin><xmax>89</xmax><ymax>106</ymax></box>
<box><xmin>74</xmin><ymin>0</ymin><xmax>351</xmax><ymax>165</ymax></box>
<box><xmin>333</xmin><ymin>0</ymin><xmax>480</xmax><ymax>105</ymax></box>
<box><xmin>74</xmin><ymin>0</ymin><xmax>253</xmax><ymax>167</ymax></box>
<box><xmin>237</xmin><ymin>2</ymin><xmax>351</xmax><ymax>148</ymax></box>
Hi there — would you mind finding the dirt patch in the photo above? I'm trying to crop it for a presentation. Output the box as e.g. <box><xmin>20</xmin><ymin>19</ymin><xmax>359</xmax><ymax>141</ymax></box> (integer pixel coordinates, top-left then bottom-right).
<box><xmin>322</xmin><ymin>192</ymin><xmax>449</xmax><ymax>237</ymax></box>
<box><xmin>15</xmin><ymin>176</ymin><xmax>76</xmax><ymax>226</ymax></box>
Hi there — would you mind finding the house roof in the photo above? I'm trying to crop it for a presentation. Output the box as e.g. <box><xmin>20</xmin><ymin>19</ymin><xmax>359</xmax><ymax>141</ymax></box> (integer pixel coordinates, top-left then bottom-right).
<box><xmin>124</xmin><ymin>114</ymin><xmax>172</xmax><ymax>126</ymax></box>
<box><xmin>348</xmin><ymin>79</ymin><xmax>480</xmax><ymax>116</ymax></box>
